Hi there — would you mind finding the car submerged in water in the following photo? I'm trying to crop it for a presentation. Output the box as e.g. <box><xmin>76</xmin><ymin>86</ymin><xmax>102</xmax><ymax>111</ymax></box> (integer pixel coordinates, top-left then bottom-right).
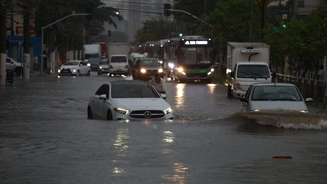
<box><xmin>58</xmin><ymin>60</ymin><xmax>91</xmax><ymax>76</ymax></box>
<box><xmin>240</xmin><ymin>83</ymin><xmax>313</xmax><ymax>113</ymax></box>
<box><xmin>87</xmin><ymin>80</ymin><xmax>173</xmax><ymax>121</ymax></box>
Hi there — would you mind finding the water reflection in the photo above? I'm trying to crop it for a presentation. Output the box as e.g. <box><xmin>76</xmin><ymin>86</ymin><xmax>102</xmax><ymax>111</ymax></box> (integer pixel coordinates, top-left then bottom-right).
<box><xmin>207</xmin><ymin>83</ymin><xmax>217</xmax><ymax>94</ymax></box>
<box><xmin>163</xmin><ymin>162</ymin><xmax>189</xmax><ymax>184</ymax></box>
<box><xmin>112</xmin><ymin>127</ymin><xmax>129</xmax><ymax>176</ymax></box>
<box><xmin>175</xmin><ymin>84</ymin><xmax>186</xmax><ymax>109</ymax></box>
<box><xmin>163</xmin><ymin>130</ymin><xmax>175</xmax><ymax>144</ymax></box>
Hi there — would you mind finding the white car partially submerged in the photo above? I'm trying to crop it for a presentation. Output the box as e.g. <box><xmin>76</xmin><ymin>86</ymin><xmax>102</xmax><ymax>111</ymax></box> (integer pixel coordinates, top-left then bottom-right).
<box><xmin>241</xmin><ymin>83</ymin><xmax>312</xmax><ymax>113</ymax></box>
<box><xmin>58</xmin><ymin>60</ymin><xmax>90</xmax><ymax>76</ymax></box>
<box><xmin>87</xmin><ymin>80</ymin><xmax>173</xmax><ymax>120</ymax></box>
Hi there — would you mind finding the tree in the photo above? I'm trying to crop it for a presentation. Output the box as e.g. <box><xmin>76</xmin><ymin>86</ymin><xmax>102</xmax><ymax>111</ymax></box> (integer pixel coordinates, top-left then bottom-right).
<box><xmin>264</xmin><ymin>7</ymin><xmax>326</xmax><ymax>73</ymax></box>
<box><xmin>134</xmin><ymin>19</ymin><xmax>186</xmax><ymax>43</ymax></box>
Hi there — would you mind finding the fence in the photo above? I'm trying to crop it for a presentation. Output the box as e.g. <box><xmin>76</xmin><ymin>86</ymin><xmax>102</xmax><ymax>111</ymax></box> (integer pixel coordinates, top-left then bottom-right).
<box><xmin>276</xmin><ymin>73</ymin><xmax>326</xmax><ymax>103</ymax></box>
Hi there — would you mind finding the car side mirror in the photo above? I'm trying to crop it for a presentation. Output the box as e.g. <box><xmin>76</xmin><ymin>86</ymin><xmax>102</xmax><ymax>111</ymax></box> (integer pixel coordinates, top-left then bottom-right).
<box><xmin>99</xmin><ymin>94</ymin><xmax>107</xmax><ymax>100</ymax></box>
<box><xmin>305</xmin><ymin>98</ymin><xmax>313</xmax><ymax>102</ymax></box>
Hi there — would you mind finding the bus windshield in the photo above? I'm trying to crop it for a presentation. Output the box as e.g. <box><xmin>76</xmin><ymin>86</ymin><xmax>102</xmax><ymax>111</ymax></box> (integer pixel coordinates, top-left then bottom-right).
<box><xmin>176</xmin><ymin>47</ymin><xmax>212</xmax><ymax>65</ymax></box>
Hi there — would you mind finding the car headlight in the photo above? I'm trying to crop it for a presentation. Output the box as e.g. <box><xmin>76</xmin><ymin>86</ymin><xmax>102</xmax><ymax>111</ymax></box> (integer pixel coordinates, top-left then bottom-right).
<box><xmin>210</xmin><ymin>68</ymin><xmax>215</xmax><ymax>72</ymax></box>
<box><xmin>164</xmin><ymin>107</ymin><xmax>173</xmax><ymax>114</ymax></box>
<box><xmin>72</xmin><ymin>69</ymin><xmax>77</xmax><ymax>73</ymax></box>
<box><xmin>300</xmin><ymin>110</ymin><xmax>308</xmax><ymax>113</ymax></box>
<box><xmin>114</xmin><ymin>107</ymin><xmax>129</xmax><ymax>115</ymax></box>
<box><xmin>140</xmin><ymin>68</ymin><xmax>147</xmax><ymax>74</ymax></box>
<box><xmin>168</xmin><ymin>62</ymin><xmax>175</xmax><ymax>69</ymax></box>
<box><xmin>251</xmin><ymin>109</ymin><xmax>260</xmax><ymax>112</ymax></box>
<box><xmin>99</xmin><ymin>66</ymin><xmax>103</xmax><ymax>69</ymax></box>
<box><xmin>158</xmin><ymin>68</ymin><xmax>163</xmax><ymax>73</ymax></box>
<box><xmin>57</xmin><ymin>69</ymin><xmax>61</xmax><ymax>73</ymax></box>
<box><xmin>176</xmin><ymin>67</ymin><xmax>184</xmax><ymax>73</ymax></box>
<box><xmin>87</xmin><ymin>63</ymin><xmax>91</xmax><ymax>67</ymax></box>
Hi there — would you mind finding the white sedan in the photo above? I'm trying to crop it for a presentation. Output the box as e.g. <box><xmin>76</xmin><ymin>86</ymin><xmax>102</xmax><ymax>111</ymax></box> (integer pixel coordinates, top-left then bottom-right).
<box><xmin>241</xmin><ymin>83</ymin><xmax>312</xmax><ymax>113</ymax></box>
<box><xmin>87</xmin><ymin>80</ymin><xmax>173</xmax><ymax>120</ymax></box>
<box><xmin>58</xmin><ymin>60</ymin><xmax>90</xmax><ymax>76</ymax></box>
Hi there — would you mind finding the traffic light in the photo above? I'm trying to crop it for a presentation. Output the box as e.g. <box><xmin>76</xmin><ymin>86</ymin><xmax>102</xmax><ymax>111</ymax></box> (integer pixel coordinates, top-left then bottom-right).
<box><xmin>164</xmin><ymin>3</ymin><xmax>171</xmax><ymax>17</ymax></box>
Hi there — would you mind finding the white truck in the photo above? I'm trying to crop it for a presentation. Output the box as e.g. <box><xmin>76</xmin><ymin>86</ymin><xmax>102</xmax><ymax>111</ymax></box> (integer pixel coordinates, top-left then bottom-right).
<box><xmin>84</xmin><ymin>44</ymin><xmax>101</xmax><ymax>71</ymax></box>
<box><xmin>226</xmin><ymin>42</ymin><xmax>272</xmax><ymax>98</ymax></box>
<box><xmin>108</xmin><ymin>42</ymin><xmax>130</xmax><ymax>75</ymax></box>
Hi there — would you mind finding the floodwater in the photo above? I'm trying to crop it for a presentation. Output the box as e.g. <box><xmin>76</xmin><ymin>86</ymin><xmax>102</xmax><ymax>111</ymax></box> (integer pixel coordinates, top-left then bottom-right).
<box><xmin>0</xmin><ymin>75</ymin><xmax>326</xmax><ymax>184</ymax></box>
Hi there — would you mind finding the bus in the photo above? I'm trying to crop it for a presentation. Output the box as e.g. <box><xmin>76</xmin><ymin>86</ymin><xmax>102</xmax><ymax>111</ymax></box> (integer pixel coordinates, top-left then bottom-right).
<box><xmin>162</xmin><ymin>35</ymin><xmax>215</xmax><ymax>82</ymax></box>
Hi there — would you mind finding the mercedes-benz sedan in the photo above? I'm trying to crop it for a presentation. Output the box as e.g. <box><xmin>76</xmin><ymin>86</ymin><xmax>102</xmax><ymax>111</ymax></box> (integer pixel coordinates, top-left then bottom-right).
<box><xmin>87</xmin><ymin>80</ymin><xmax>173</xmax><ymax>120</ymax></box>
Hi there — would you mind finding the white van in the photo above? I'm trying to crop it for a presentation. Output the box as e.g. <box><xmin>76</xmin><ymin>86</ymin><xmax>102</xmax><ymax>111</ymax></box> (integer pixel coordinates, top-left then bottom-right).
<box><xmin>109</xmin><ymin>55</ymin><xmax>129</xmax><ymax>75</ymax></box>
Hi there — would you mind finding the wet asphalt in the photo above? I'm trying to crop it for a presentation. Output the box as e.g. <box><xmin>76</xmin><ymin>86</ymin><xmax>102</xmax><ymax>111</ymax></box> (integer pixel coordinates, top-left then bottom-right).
<box><xmin>0</xmin><ymin>75</ymin><xmax>326</xmax><ymax>184</ymax></box>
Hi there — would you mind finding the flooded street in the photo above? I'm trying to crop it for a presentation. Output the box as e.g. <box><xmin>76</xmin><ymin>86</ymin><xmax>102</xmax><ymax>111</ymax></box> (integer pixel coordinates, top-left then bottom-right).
<box><xmin>0</xmin><ymin>76</ymin><xmax>326</xmax><ymax>184</ymax></box>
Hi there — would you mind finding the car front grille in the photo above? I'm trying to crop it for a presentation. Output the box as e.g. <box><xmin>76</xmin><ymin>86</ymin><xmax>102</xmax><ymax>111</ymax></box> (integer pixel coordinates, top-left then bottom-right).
<box><xmin>60</xmin><ymin>69</ymin><xmax>72</xmax><ymax>75</ymax></box>
<box><xmin>130</xmin><ymin>110</ymin><xmax>165</xmax><ymax>119</ymax></box>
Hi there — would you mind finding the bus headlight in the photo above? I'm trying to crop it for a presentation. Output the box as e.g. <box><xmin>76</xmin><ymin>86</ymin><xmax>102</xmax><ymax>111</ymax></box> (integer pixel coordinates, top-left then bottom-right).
<box><xmin>140</xmin><ymin>68</ymin><xmax>147</xmax><ymax>74</ymax></box>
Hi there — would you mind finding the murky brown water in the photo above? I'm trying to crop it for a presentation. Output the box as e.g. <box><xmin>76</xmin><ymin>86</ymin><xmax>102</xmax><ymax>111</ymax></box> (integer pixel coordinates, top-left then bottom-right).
<box><xmin>0</xmin><ymin>75</ymin><xmax>326</xmax><ymax>184</ymax></box>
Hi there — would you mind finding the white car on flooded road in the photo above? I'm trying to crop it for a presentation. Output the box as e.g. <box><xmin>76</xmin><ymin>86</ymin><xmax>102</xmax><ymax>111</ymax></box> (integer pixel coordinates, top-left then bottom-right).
<box><xmin>58</xmin><ymin>60</ymin><xmax>90</xmax><ymax>76</ymax></box>
<box><xmin>241</xmin><ymin>83</ymin><xmax>312</xmax><ymax>113</ymax></box>
<box><xmin>87</xmin><ymin>80</ymin><xmax>173</xmax><ymax>121</ymax></box>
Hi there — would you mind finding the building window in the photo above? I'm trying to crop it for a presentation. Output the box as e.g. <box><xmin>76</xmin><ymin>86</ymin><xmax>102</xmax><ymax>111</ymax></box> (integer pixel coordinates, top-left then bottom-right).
<box><xmin>297</xmin><ymin>0</ymin><xmax>305</xmax><ymax>8</ymax></box>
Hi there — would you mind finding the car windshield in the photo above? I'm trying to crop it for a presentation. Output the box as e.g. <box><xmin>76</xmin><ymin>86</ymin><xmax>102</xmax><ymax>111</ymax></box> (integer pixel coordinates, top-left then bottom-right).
<box><xmin>139</xmin><ymin>58</ymin><xmax>161</xmax><ymax>67</ymax></box>
<box><xmin>64</xmin><ymin>62</ymin><xmax>79</xmax><ymax>66</ymax></box>
<box><xmin>100</xmin><ymin>61</ymin><xmax>108</xmax><ymax>65</ymax></box>
<box><xmin>251</xmin><ymin>86</ymin><xmax>302</xmax><ymax>101</ymax></box>
<box><xmin>111</xmin><ymin>83</ymin><xmax>160</xmax><ymax>98</ymax></box>
<box><xmin>237</xmin><ymin>65</ymin><xmax>270</xmax><ymax>78</ymax></box>
<box><xmin>111</xmin><ymin>56</ymin><xmax>127</xmax><ymax>63</ymax></box>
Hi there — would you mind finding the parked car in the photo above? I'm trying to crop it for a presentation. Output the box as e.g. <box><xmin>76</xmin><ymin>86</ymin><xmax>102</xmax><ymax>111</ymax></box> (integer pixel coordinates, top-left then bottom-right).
<box><xmin>241</xmin><ymin>83</ymin><xmax>312</xmax><ymax>113</ymax></box>
<box><xmin>7</xmin><ymin>57</ymin><xmax>23</xmax><ymax>76</ymax></box>
<box><xmin>132</xmin><ymin>57</ymin><xmax>164</xmax><ymax>80</ymax></box>
<box><xmin>6</xmin><ymin>57</ymin><xmax>16</xmax><ymax>71</ymax></box>
<box><xmin>58</xmin><ymin>60</ymin><xmax>90</xmax><ymax>76</ymax></box>
<box><xmin>87</xmin><ymin>80</ymin><xmax>173</xmax><ymax>120</ymax></box>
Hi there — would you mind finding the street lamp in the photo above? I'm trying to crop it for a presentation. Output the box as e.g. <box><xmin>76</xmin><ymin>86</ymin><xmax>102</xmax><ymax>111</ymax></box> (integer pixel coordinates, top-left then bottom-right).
<box><xmin>40</xmin><ymin>12</ymin><xmax>90</xmax><ymax>73</ymax></box>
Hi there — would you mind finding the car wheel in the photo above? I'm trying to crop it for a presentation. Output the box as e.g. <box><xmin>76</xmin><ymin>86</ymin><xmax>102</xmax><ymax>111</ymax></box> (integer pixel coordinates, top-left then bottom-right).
<box><xmin>227</xmin><ymin>86</ymin><xmax>233</xmax><ymax>99</ymax></box>
<box><xmin>87</xmin><ymin>106</ymin><xmax>93</xmax><ymax>119</ymax></box>
<box><xmin>107</xmin><ymin>110</ymin><xmax>113</xmax><ymax>120</ymax></box>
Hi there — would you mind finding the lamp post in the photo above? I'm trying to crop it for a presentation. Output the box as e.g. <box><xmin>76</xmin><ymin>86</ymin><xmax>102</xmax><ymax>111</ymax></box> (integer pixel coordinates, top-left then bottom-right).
<box><xmin>40</xmin><ymin>12</ymin><xmax>89</xmax><ymax>73</ymax></box>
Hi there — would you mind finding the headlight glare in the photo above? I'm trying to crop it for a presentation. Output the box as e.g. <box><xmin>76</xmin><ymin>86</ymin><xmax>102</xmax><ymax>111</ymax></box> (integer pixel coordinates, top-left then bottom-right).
<box><xmin>140</xmin><ymin>68</ymin><xmax>147</xmax><ymax>74</ymax></box>
<box><xmin>114</xmin><ymin>107</ymin><xmax>129</xmax><ymax>115</ymax></box>
<box><xmin>165</xmin><ymin>107</ymin><xmax>173</xmax><ymax>114</ymax></box>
